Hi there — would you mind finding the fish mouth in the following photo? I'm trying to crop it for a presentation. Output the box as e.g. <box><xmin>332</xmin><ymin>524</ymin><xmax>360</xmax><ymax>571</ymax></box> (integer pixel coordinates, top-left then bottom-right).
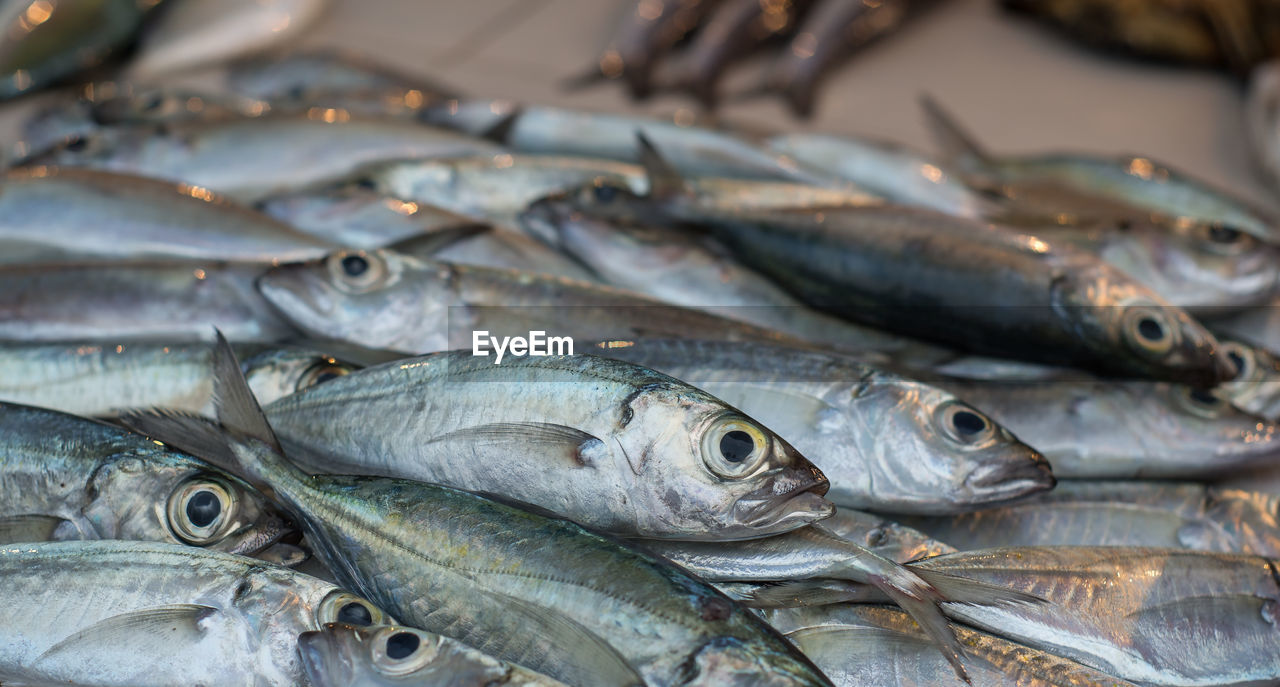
<box><xmin>256</xmin><ymin>267</ymin><xmax>335</xmax><ymax>328</ymax></box>
<box><xmin>515</xmin><ymin>197</ymin><xmax>568</xmax><ymax>247</ymax></box>
<box><xmin>734</xmin><ymin>468</ymin><xmax>835</xmax><ymax>538</ymax></box>
<box><xmin>961</xmin><ymin>451</ymin><xmax>1056</xmax><ymax>506</ymax></box>
<box><xmin>297</xmin><ymin>625</ymin><xmax>356</xmax><ymax>687</ymax></box>
<box><xmin>221</xmin><ymin>515</ymin><xmax>301</xmax><ymax>560</ymax></box>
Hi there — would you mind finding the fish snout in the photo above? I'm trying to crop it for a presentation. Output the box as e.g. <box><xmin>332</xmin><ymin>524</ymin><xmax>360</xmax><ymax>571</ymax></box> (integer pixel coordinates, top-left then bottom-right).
<box><xmin>961</xmin><ymin>449</ymin><xmax>1056</xmax><ymax>505</ymax></box>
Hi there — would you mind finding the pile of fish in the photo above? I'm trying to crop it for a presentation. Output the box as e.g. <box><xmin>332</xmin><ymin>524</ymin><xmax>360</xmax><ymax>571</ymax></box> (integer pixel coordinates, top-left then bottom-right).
<box><xmin>5</xmin><ymin>9</ymin><xmax>1280</xmax><ymax>687</ymax></box>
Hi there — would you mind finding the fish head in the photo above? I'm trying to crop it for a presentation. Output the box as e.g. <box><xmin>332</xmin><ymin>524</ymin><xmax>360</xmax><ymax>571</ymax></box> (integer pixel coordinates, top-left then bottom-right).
<box><xmin>1050</xmin><ymin>256</ymin><xmax>1233</xmax><ymax>385</ymax></box>
<box><xmin>240</xmin><ymin>347</ymin><xmax>362</xmax><ymax>406</ymax></box>
<box><xmin>1148</xmin><ymin>383</ymin><xmax>1280</xmax><ymax>462</ymax></box>
<box><xmin>1159</xmin><ymin>218</ymin><xmax>1280</xmax><ymax>308</ymax></box>
<box><xmin>299</xmin><ymin>623</ymin><xmax>509</xmax><ymax>687</ymax></box>
<box><xmin>550</xmin><ymin>177</ymin><xmax>672</xmax><ymax>226</ymax></box>
<box><xmin>258</xmin><ymin>249</ymin><xmax>446</xmax><ymax>353</ymax></box>
<box><xmin>677</xmin><ymin>636</ymin><xmax>833</xmax><ymax>687</ymax></box>
<box><xmin>833</xmin><ymin>376</ymin><xmax>1053</xmax><ymax>513</ymax></box>
<box><xmin>521</xmin><ymin>194</ymin><xmax>685</xmax><ymax>268</ymax></box>
<box><xmin>614</xmin><ymin>382</ymin><xmax>833</xmax><ymax>539</ymax></box>
<box><xmin>84</xmin><ymin>452</ymin><xmax>297</xmax><ymax>558</ymax></box>
<box><xmin>19</xmin><ymin>125</ymin><xmax>133</xmax><ymax>168</ymax></box>
<box><xmin>1215</xmin><ymin>340</ymin><xmax>1280</xmax><ymax>420</ymax></box>
<box><xmin>1202</xmin><ymin>488</ymin><xmax>1280</xmax><ymax>558</ymax></box>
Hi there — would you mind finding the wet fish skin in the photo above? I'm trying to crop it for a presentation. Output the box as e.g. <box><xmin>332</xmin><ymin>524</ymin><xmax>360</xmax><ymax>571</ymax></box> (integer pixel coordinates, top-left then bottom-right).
<box><xmin>813</xmin><ymin>508</ymin><xmax>955</xmax><ymax>563</ymax></box>
<box><xmin>765</xmin><ymin>605</ymin><xmax>1139</xmax><ymax>687</ymax></box>
<box><xmin>128</xmin><ymin>338</ymin><xmax>834</xmax><ymax>687</ymax></box>
<box><xmin>1215</xmin><ymin>337</ymin><xmax>1280</xmax><ymax>420</ymax></box>
<box><xmin>226</xmin><ymin>48</ymin><xmax>461</xmax><ymax>103</ymax></box>
<box><xmin>126</xmin><ymin>0</ymin><xmax>328</xmax><ymax>79</ymax></box>
<box><xmin>0</xmin><ymin>341</ymin><xmax>358</xmax><ymax>418</ymax></box>
<box><xmin>932</xmin><ymin>376</ymin><xmax>1280</xmax><ymax>478</ymax></box>
<box><xmin>914</xmin><ymin>546</ymin><xmax>1280</xmax><ymax>686</ymax></box>
<box><xmin>259</xmin><ymin>184</ymin><xmax>488</xmax><ymax>248</ymax></box>
<box><xmin>0</xmin><ymin>541</ymin><xmax>388</xmax><ymax>687</ymax></box>
<box><xmin>389</xmin><ymin>226</ymin><xmax>600</xmax><ymax>281</ymax></box>
<box><xmin>0</xmin><ymin>260</ymin><xmax>294</xmax><ymax>342</ymax></box>
<box><xmin>899</xmin><ymin>481</ymin><xmax>1280</xmax><ymax>557</ymax></box>
<box><xmin>0</xmin><ymin>401</ymin><xmax>295</xmax><ymax>558</ymax></box>
<box><xmin>299</xmin><ymin>623</ymin><xmax>570</xmax><ymax>687</ymax></box>
<box><xmin>566</xmin><ymin>173</ymin><xmax>1232</xmax><ymax>386</ymax></box>
<box><xmin>256</xmin><ymin>249</ymin><xmax>807</xmax><ymax>354</ymax></box>
<box><xmin>0</xmin><ymin>166</ymin><xmax>338</xmax><ymax>264</ymax></box>
<box><xmin>0</xmin><ymin>0</ymin><xmax>147</xmax><ymax>100</ymax></box>
<box><xmin>20</xmin><ymin>113</ymin><xmax>500</xmax><ymax>202</ymax></box>
<box><xmin>263</xmin><ymin>349</ymin><xmax>833</xmax><ymax>540</ymax></box>
<box><xmin>592</xmin><ymin>338</ymin><xmax>1053</xmax><ymax>514</ymax></box>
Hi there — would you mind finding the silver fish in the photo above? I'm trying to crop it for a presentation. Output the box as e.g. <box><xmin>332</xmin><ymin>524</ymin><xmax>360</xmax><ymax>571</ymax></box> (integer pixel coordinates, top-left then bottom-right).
<box><xmin>299</xmin><ymin>623</ymin><xmax>569</xmax><ymax>687</ymax></box>
<box><xmin>0</xmin><ymin>260</ymin><xmax>293</xmax><ymax>342</ymax></box>
<box><xmin>593</xmin><ymin>338</ymin><xmax>1053</xmax><ymax>514</ymax></box>
<box><xmin>0</xmin><ymin>401</ymin><xmax>296</xmax><ymax>559</ymax></box>
<box><xmin>262</xmin><ymin>349</ymin><xmax>833</xmax><ymax>540</ymax></box>
<box><xmin>0</xmin><ymin>0</ymin><xmax>149</xmax><ymax>100</ymax></box>
<box><xmin>923</xmin><ymin>95</ymin><xmax>1280</xmax><ymax>243</ymax></box>
<box><xmin>933</xmin><ymin>376</ymin><xmax>1280</xmax><ymax>479</ymax></box>
<box><xmin>256</xmin><ymin>249</ymin><xmax>805</xmax><ymax>354</ymax></box>
<box><xmin>389</xmin><ymin>227</ymin><xmax>600</xmax><ymax>281</ymax></box>
<box><xmin>0</xmin><ymin>540</ymin><xmax>389</xmax><ymax>687</ymax></box>
<box><xmin>0</xmin><ymin>341</ymin><xmax>357</xmax><ymax>417</ymax></box>
<box><xmin>421</xmin><ymin>101</ymin><xmax>842</xmax><ymax>185</ymax></box>
<box><xmin>21</xmin><ymin>113</ymin><xmax>499</xmax><ymax>202</ymax></box>
<box><xmin>765</xmin><ymin>605</ymin><xmax>1138</xmax><ymax>687</ymax></box>
<box><xmin>1215</xmin><ymin>337</ymin><xmax>1280</xmax><ymax>420</ymax></box>
<box><xmin>763</xmin><ymin>132</ymin><xmax>996</xmax><ymax>218</ymax></box>
<box><xmin>813</xmin><ymin>508</ymin><xmax>955</xmax><ymax>563</ymax></box>
<box><xmin>259</xmin><ymin>185</ymin><xmax>486</xmax><ymax>248</ymax></box>
<box><xmin>125</xmin><ymin>0</ymin><xmax>328</xmax><ymax>79</ymax></box>
<box><xmin>914</xmin><ymin>547</ymin><xmax>1280</xmax><ymax>687</ymax></box>
<box><xmin>226</xmin><ymin>48</ymin><xmax>460</xmax><ymax>103</ymax></box>
<box><xmin>0</xmin><ymin>166</ymin><xmax>338</xmax><ymax>264</ymax></box>
<box><xmin>126</xmin><ymin>337</ymin><xmax>835</xmax><ymax>687</ymax></box>
<box><xmin>899</xmin><ymin>481</ymin><xmax>1280</xmax><ymax>557</ymax></box>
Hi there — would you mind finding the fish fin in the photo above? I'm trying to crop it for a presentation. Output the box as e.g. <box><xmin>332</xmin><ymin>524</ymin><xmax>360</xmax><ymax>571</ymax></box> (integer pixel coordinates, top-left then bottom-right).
<box><xmin>635</xmin><ymin>131</ymin><xmax>687</xmax><ymax>201</ymax></box>
<box><xmin>875</xmin><ymin>581</ymin><xmax>971</xmax><ymax>684</ymax></box>
<box><xmin>1124</xmin><ymin>594</ymin><xmax>1270</xmax><ymax>624</ymax></box>
<box><xmin>911</xmin><ymin>569</ymin><xmax>1045</xmax><ymax>607</ymax></box>
<box><xmin>487</xmin><ymin>590</ymin><xmax>646</xmax><ymax>687</ymax></box>
<box><xmin>919</xmin><ymin>94</ymin><xmax>993</xmax><ymax>168</ymax></box>
<box><xmin>739</xmin><ymin>579</ymin><xmax>879</xmax><ymax>608</ymax></box>
<box><xmin>35</xmin><ymin>604</ymin><xmax>217</xmax><ymax>665</ymax></box>
<box><xmin>209</xmin><ymin>330</ymin><xmax>282</xmax><ymax>454</ymax></box>
<box><xmin>0</xmin><ymin>515</ymin><xmax>67</xmax><ymax>543</ymax></box>
<box><xmin>476</xmin><ymin>108</ymin><xmax>523</xmax><ymax>144</ymax></box>
<box><xmin>425</xmin><ymin>422</ymin><xmax>606</xmax><ymax>467</ymax></box>
<box><xmin>121</xmin><ymin>409</ymin><xmax>241</xmax><ymax>476</ymax></box>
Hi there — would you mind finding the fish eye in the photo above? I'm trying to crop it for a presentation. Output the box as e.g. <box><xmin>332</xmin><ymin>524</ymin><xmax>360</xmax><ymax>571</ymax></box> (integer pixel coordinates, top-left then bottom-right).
<box><xmin>1222</xmin><ymin>342</ymin><xmax>1254</xmax><ymax>378</ymax></box>
<box><xmin>1123</xmin><ymin>307</ymin><xmax>1175</xmax><ymax>357</ymax></box>
<box><xmin>296</xmin><ymin>360</ymin><xmax>354</xmax><ymax>391</ymax></box>
<box><xmin>700</xmin><ymin>415</ymin><xmax>771</xmax><ymax>479</ymax></box>
<box><xmin>1195</xmin><ymin>222</ymin><xmax>1255</xmax><ymax>255</ymax></box>
<box><xmin>326</xmin><ymin>251</ymin><xmax>389</xmax><ymax>293</ymax></box>
<box><xmin>372</xmin><ymin>627</ymin><xmax>438</xmax><ymax>676</ymax></box>
<box><xmin>936</xmin><ymin>401</ymin><xmax>996</xmax><ymax>445</ymax></box>
<box><xmin>64</xmin><ymin>135</ymin><xmax>88</xmax><ymax>152</ymax></box>
<box><xmin>318</xmin><ymin>591</ymin><xmax>386</xmax><ymax>628</ymax></box>
<box><xmin>354</xmin><ymin>177</ymin><xmax>378</xmax><ymax>190</ymax></box>
<box><xmin>594</xmin><ymin>184</ymin><xmax>619</xmax><ymax>203</ymax></box>
<box><xmin>141</xmin><ymin>93</ymin><xmax>165</xmax><ymax>113</ymax></box>
<box><xmin>1176</xmin><ymin>386</ymin><xmax>1230</xmax><ymax>418</ymax></box>
<box><xmin>167</xmin><ymin>478</ymin><xmax>235</xmax><ymax>544</ymax></box>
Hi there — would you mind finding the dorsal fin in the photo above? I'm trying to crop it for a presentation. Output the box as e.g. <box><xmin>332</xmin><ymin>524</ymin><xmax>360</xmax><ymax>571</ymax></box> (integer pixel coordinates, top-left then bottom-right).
<box><xmin>635</xmin><ymin>131</ymin><xmax>686</xmax><ymax>201</ymax></box>
<box><xmin>477</xmin><ymin>107</ymin><xmax>522</xmax><ymax>144</ymax></box>
<box><xmin>919</xmin><ymin>94</ymin><xmax>994</xmax><ymax>168</ymax></box>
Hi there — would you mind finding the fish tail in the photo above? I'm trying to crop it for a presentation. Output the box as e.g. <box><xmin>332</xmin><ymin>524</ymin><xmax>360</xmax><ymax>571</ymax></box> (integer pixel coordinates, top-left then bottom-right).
<box><xmin>878</xmin><ymin>582</ymin><xmax>972</xmax><ymax>684</ymax></box>
<box><xmin>918</xmin><ymin>94</ymin><xmax>993</xmax><ymax>168</ymax></box>
<box><xmin>911</xmin><ymin>568</ymin><xmax>1045</xmax><ymax>608</ymax></box>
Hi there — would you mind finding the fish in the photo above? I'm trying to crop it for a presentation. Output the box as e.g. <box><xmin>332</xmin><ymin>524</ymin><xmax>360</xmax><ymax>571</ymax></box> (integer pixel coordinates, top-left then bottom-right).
<box><xmin>572</xmin><ymin>0</ymin><xmax>727</xmax><ymax>99</ymax></box>
<box><xmin>912</xmin><ymin>547</ymin><xmax>1280</xmax><ymax>686</ymax></box>
<box><xmin>591</xmin><ymin>338</ymin><xmax>1054</xmax><ymax>514</ymax></box>
<box><xmin>922</xmin><ymin>95</ymin><xmax>1280</xmax><ymax>243</ymax></box>
<box><xmin>1000</xmin><ymin>0</ymin><xmax>1270</xmax><ymax>72</ymax></box>
<box><xmin>0</xmin><ymin>260</ymin><xmax>294</xmax><ymax>342</ymax></box>
<box><xmin>388</xmin><ymin>226</ymin><xmax>601</xmax><ymax>281</ymax></box>
<box><xmin>1247</xmin><ymin>59</ymin><xmax>1280</xmax><ymax>198</ymax></box>
<box><xmin>640</xmin><ymin>522</ymin><xmax>1043</xmax><ymax>682</ymax></box>
<box><xmin>0</xmin><ymin>0</ymin><xmax>149</xmax><ymax>100</ymax></box>
<box><xmin>299</xmin><ymin>623</ymin><xmax>569</xmax><ymax>687</ymax></box>
<box><xmin>19</xmin><ymin>113</ymin><xmax>500</xmax><ymax>202</ymax></box>
<box><xmin>259</xmin><ymin>184</ymin><xmax>489</xmax><ymax>248</ymax></box>
<box><xmin>0</xmin><ymin>166</ymin><xmax>338</xmax><ymax>264</ymax></box>
<box><xmin>420</xmin><ymin>101</ymin><xmax>843</xmax><ymax>185</ymax></box>
<box><xmin>226</xmin><ymin>48</ymin><xmax>461</xmax><ymax>103</ymax></box>
<box><xmin>812</xmin><ymin>508</ymin><xmax>955</xmax><ymax>563</ymax></box>
<box><xmin>1020</xmin><ymin>215</ymin><xmax>1280</xmax><ymax>314</ymax></box>
<box><xmin>764</xmin><ymin>605</ymin><xmax>1138</xmax><ymax>687</ymax></box>
<box><xmin>256</xmin><ymin>249</ymin><xmax>807</xmax><ymax>353</ymax></box>
<box><xmin>750</xmin><ymin>0</ymin><xmax>916</xmax><ymax>117</ymax></box>
<box><xmin>0</xmin><ymin>540</ymin><xmax>389</xmax><ymax>686</ymax></box>
<box><xmin>125</xmin><ymin>0</ymin><xmax>329</xmax><ymax>79</ymax></box>
<box><xmin>763</xmin><ymin>132</ymin><xmax>997</xmax><ymax>218</ymax></box>
<box><xmin>0</xmin><ymin>341</ymin><xmax>358</xmax><ymax>418</ymax></box>
<box><xmin>898</xmin><ymin>481</ymin><xmax>1280</xmax><ymax>557</ymax></box>
<box><xmin>125</xmin><ymin>334</ymin><xmax>835</xmax><ymax>687</ymax></box>
<box><xmin>564</xmin><ymin>136</ymin><xmax>1234</xmax><ymax>386</ymax></box>
<box><xmin>519</xmin><ymin>198</ymin><xmax>928</xmax><ymax>356</ymax></box>
<box><xmin>1214</xmin><ymin>337</ymin><xmax>1280</xmax><ymax>421</ymax></box>
<box><xmin>260</xmin><ymin>347</ymin><xmax>833</xmax><ymax>540</ymax></box>
<box><xmin>0</xmin><ymin>401</ymin><xmax>298</xmax><ymax>560</ymax></box>
<box><xmin>658</xmin><ymin>0</ymin><xmax>815</xmax><ymax>107</ymax></box>
<box><xmin>931</xmin><ymin>375</ymin><xmax>1280</xmax><ymax>478</ymax></box>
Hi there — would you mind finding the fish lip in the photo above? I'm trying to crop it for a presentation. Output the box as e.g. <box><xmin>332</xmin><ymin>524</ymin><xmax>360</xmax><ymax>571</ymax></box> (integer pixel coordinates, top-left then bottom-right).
<box><xmin>297</xmin><ymin>625</ymin><xmax>354</xmax><ymax>687</ymax></box>
<box><xmin>960</xmin><ymin>451</ymin><xmax>1056</xmax><ymax>504</ymax></box>
<box><xmin>221</xmin><ymin>516</ymin><xmax>298</xmax><ymax>558</ymax></box>
<box><xmin>735</xmin><ymin>469</ymin><xmax>835</xmax><ymax>534</ymax></box>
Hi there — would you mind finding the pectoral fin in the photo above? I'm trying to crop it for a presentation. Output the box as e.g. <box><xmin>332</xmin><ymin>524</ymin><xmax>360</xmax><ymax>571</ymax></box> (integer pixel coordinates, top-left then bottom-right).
<box><xmin>426</xmin><ymin>422</ymin><xmax>606</xmax><ymax>467</ymax></box>
<box><xmin>35</xmin><ymin>605</ymin><xmax>217</xmax><ymax>665</ymax></box>
<box><xmin>0</xmin><ymin>515</ymin><xmax>68</xmax><ymax>544</ymax></box>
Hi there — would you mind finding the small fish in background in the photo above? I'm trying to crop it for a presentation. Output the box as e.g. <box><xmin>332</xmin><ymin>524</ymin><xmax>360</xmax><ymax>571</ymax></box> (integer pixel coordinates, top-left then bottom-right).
<box><xmin>225</xmin><ymin>48</ymin><xmax>463</xmax><ymax>103</ymax></box>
